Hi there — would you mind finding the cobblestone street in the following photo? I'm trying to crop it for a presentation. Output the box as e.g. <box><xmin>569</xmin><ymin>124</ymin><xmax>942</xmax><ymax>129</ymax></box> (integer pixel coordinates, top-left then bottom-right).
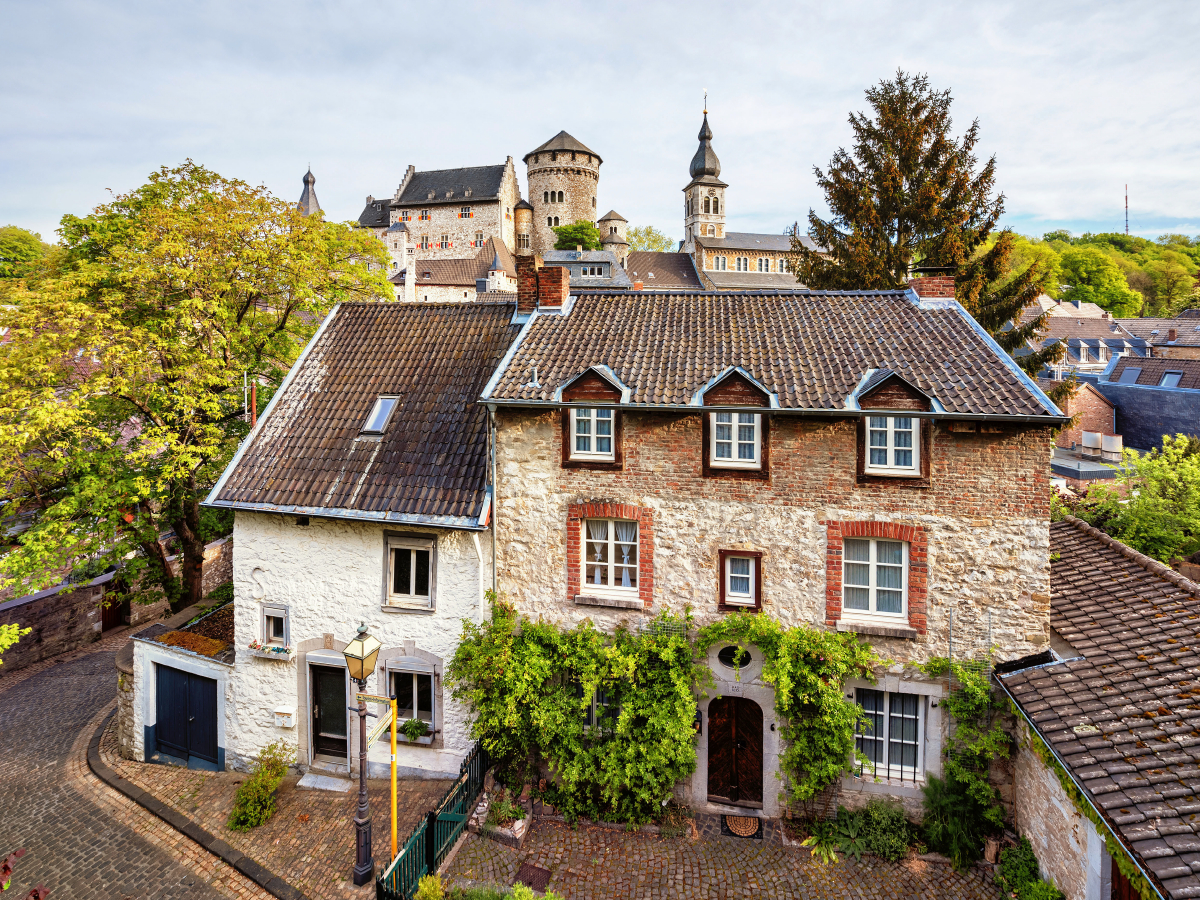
<box><xmin>445</xmin><ymin>819</ymin><xmax>1004</xmax><ymax>900</ymax></box>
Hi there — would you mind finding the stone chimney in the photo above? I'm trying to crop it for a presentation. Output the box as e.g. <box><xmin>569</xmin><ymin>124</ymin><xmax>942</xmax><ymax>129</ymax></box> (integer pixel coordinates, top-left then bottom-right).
<box><xmin>907</xmin><ymin>274</ymin><xmax>956</xmax><ymax>299</ymax></box>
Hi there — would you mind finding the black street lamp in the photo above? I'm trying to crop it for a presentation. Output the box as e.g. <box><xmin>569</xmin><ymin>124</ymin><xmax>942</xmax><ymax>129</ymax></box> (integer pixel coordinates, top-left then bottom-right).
<box><xmin>343</xmin><ymin>623</ymin><xmax>382</xmax><ymax>887</ymax></box>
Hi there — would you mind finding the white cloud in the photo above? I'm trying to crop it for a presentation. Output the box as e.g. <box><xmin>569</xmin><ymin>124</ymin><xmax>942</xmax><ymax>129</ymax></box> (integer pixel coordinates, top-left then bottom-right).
<box><xmin>1</xmin><ymin>0</ymin><xmax>1197</xmax><ymax>243</ymax></box>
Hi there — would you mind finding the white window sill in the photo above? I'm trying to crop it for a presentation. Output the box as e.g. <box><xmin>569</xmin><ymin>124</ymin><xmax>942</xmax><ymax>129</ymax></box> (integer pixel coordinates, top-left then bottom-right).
<box><xmin>381</xmin><ymin>601</ymin><xmax>435</xmax><ymax>615</ymax></box>
<box><xmin>710</xmin><ymin>461</ymin><xmax>761</xmax><ymax>470</ymax></box>
<box><xmin>723</xmin><ymin>598</ymin><xmax>755</xmax><ymax>607</ymax></box>
<box><xmin>575</xmin><ymin>593</ymin><xmax>643</xmax><ymax>611</ymax></box>
<box><xmin>863</xmin><ymin>468</ymin><xmax>920</xmax><ymax>478</ymax></box>
<box><xmin>837</xmin><ymin>618</ymin><xmax>916</xmax><ymax>640</ymax></box>
<box><xmin>570</xmin><ymin>454</ymin><xmax>616</xmax><ymax>463</ymax></box>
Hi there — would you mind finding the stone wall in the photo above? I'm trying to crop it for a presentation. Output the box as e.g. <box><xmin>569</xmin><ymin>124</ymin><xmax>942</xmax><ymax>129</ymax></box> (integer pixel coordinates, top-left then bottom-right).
<box><xmin>1014</xmin><ymin>720</ymin><xmax>1110</xmax><ymax>900</ymax></box>
<box><xmin>494</xmin><ymin>409</ymin><xmax>1054</xmax><ymax>665</ymax></box>
<box><xmin>700</xmin><ymin>248</ymin><xmax>789</xmax><ymax>275</ymax></box>
<box><xmin>527</xmin><ymin>152</ymin><xmax>600</xmax><ymax>254</ymax></box>
<box><xmin>225</xmin><ymin>512</ymin><xmax>491</xmax><ymax>777</ymax></box>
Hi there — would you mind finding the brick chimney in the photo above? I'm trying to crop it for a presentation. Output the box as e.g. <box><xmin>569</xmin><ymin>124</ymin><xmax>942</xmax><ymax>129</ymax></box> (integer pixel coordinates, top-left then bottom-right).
<box><xmin>1169</xmin><ymin>328</ymin><xmax>1178</xmax><ymax>342</ymax></box>
<box><xmin>633</xmin><ymin>281</ymin><xmax>644</xmax><ymax>291</ymax></box>
<box><xmin>537</xmin><ymin>265</ymin><xmax>570</xmax><ymax>307</ymax></box>
<box><xmin>516</xmin><ymin>254</ymin><xmax>541</xmax><ymax>313</ymax></box>
<box><xmin>907</xmin><ymin>274</ymin><xmax>956</xmax><ymax>299</ymax></box>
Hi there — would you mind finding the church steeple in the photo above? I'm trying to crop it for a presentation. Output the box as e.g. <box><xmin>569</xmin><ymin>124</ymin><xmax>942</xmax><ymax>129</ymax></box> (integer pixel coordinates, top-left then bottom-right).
<box><xmin>689</xmin><ymin>114</ymin><xmax>721</xmax><ymax>180</ymax></box>
<box><xmin>682</xmin><ymin>108</ymin><xmax>728</xmax><ymax>253</ymax></box>
<box><xmin>297</xmin><ymin>168</ymin><xmax>321</xmax><ymax>217</ymax></box>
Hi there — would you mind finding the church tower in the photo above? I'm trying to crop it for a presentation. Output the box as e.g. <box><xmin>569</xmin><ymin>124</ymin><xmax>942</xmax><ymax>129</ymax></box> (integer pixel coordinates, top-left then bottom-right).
<box><xmin>297</xmin><ymin>168</ymin><xmax>321</xmax><ymax>217</ymax></box>
<box><xmin>681</xmin><ymin>113</ymin><xmax>727</xmax><ymax>254</ymax></box>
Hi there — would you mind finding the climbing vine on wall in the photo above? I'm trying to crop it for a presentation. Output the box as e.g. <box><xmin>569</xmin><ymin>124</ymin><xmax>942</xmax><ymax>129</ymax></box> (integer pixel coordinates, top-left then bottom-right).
<box><xmin>698</xmin><ymin>612</ymin><xmax>880</xmax><ymax>806</ymax></box>
<box><xmin>447</xmin><ymin>598</ymin><xmax>707</xmax><ymax>825</ymax></box>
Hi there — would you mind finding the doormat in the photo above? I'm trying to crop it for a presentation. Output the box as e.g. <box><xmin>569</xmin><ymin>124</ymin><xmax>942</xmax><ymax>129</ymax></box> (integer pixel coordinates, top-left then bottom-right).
<box><xmin>721</xmin><ymin>815</ymin><xmax>762</xmax><ymax>839</ymax></box>
<box><xmin>516</xmin><ymin>862</ymin><xmax>551</xmax><ymax>891</ymax></box>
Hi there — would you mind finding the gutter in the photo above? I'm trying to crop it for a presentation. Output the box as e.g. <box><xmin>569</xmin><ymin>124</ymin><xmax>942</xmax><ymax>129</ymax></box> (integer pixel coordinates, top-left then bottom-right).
<box><xmin>994</xmin><ymin>673</ymin><xmax>1168</xmax><ymax>900</ymax></box>
<box><xmin>201</xmin><ymin>500</ymin><xmax>488</xmax><ymax>532</ymax></box>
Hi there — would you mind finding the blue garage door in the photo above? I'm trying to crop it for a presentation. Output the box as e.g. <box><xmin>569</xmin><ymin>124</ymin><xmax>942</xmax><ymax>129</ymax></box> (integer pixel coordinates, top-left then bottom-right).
<box><xmin>155</xmin><ymin>664</ymin><xmax>218</xmax><ymax>764</ymax></box>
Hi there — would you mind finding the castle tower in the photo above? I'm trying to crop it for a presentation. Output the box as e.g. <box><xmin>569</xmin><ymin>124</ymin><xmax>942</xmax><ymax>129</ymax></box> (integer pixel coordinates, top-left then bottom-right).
<box><xmin>598</xmin><ymin>210</ymin><xmax>629</xmax><ymax>268</ymax></box>
<box><xmin>681</xmin><ymin>113</ymin><xmax>727</xmax><ymax>253</ymax></box>
<box><xmin>524</xmin><ymin>132</ymin><xmax>602</xmax><ymax>253</ymax></box>
<box><xmin>514</xmin><ymin>198</ymin><xmax>534</xmax><ymax>255</ymax></box>
<box><xmin>297</xmin><ymin>168</ymin><xmax>321</xmax><ymax>217</ymax></box>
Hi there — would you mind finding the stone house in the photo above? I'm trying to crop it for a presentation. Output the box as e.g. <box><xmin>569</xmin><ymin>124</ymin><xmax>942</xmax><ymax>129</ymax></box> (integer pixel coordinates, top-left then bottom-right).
<box><xmin>524</xmin><ymin>131</ymin><xmax>603</xmax><ymax>254</ymax></box>
<box><xmin>191</xmin><ymin>301</ymin><xmax>519</xmax><ymax>779</ymax></box>
<box><xmin>999</xmin><ymin>517</ymin><xmax>1200</xmax><ymax>900</ymax></box>
<box><xmin>1118</xmin><ymin>309</ymin><xmax>1200</xmax><ymax>360</ymax></box>
<box><xmin>390</xmin><ymin>238</ymin><xmax>518</xmax><ymax>303</ymax></box>
<box><xmin>481</xmin><ymin>270</ymin><xmax>1066</xmax><ymax>817</ymax></box>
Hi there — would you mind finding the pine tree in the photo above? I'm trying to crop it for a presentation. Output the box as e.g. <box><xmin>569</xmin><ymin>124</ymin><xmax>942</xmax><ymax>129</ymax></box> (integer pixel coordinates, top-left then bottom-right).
<box><xmin>793</xmin><ymin>70</ymin><xmax>1002</xmax><ymax>288</ymax></box>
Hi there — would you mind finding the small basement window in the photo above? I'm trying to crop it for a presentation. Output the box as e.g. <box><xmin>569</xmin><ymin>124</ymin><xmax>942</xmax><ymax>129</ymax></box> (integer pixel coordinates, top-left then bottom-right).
<box><xmin>387</xmin><ymin>537</ymin><xmax>435</xmax><ymax>609</ymax></box>
<box><xmin>362</xmin><ymin>396</ymin><xmax>399</xmax><ymax>434</ymax></box>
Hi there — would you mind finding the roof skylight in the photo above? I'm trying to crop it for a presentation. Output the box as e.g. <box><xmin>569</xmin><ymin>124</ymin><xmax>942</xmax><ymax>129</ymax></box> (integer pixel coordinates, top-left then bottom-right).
<box><xmin>362</xmin><ymin>396</ymin><xmax>398</xmax><ymax>434</ymax></box>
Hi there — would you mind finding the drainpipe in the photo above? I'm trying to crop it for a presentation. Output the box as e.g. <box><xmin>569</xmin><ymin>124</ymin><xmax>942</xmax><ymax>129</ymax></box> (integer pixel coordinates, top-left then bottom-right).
<box><xmin>993</xmin><ymin>674</ymin><xmax>1167</xmax><ymax>900</ymax></box>
<box><xmin>489</xmin><ymin>406</ymin><xmax>498</xmax><ymax>603</ymax></box>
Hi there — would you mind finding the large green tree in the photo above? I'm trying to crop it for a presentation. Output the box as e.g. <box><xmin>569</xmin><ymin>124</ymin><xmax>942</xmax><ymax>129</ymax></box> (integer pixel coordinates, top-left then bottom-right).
<box><xmin>1058</xmin><ymin>246</ymin><xmax>1143</xmax><ymax>317</ymax></box>
<box><xmin>552</xmin><ymin>220</ymin><xmax>603</xmax><ymax>251</ymax></box>
<box><xmin>0</xmin><ymin>161</ymin><xmax>391</xmax><ymax>610</ymax></box>
<box><xmin>0</xmin><ymin>225</ymin><xmax>53</xmax><ymax>280</ymax></box>
<box><xmin>793</xmin><ymin>71</ymin><xmax>1003</xmax><ymax>289</ymax></box>
<box><xmin>626</xmin><ymin>225</ymin><xmax>675</xmax><ymax>253</ymax></box>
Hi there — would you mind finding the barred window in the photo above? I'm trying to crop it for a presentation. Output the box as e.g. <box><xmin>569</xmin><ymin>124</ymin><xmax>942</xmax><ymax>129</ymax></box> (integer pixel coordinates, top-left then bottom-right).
<box><xmin>855</xmin><ymin>688</ymin><xmax>922</xmax><ymax>778</ymax></box>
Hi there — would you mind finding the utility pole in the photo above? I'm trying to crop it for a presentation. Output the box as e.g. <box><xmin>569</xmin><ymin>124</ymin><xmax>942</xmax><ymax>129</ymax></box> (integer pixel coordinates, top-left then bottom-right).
<box><xmin>1126</xmin><ymin>185</ymin><xmax>1129</xmax><ymax>236</ymax></box>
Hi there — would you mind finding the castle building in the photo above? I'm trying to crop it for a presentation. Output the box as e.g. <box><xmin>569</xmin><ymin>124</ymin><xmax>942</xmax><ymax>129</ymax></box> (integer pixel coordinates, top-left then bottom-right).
<box><xmin>524</xmin><ymin>132</ymin><xmax>602</xmax><ymax>254</ymax></box>
<box><xmin>297</xmin><ymin>168</ymin><xmax>320</xmax><ymax>217</ymax></box>
<box><xmin>680</xmin><ymin>113</ymin><xmax>818</xmax><ymax>290</ymax></box>
<box><xmin>598</xmin><ymin>210</ymin><xmax>629</xmax><ymax>268</ymax></box>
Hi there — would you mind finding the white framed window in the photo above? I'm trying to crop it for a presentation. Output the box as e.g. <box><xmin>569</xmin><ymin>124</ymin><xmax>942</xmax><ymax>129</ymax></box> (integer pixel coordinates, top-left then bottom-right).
<box><xmin>474</xmin><ymin>231</ymin><xmax>484</xmax><ymax>247</ymax></box>
<box><xmin>362</xmin><ymin>396</ymin><xmax>399</xmax><ymax>434</ymax></box>
<box><xmin>517</xmin><ymin>233</ymin><xmax>530</xmax><ymax>249</ymax></box>
<box><xmin>711</xmin><ymin>255</ymin><xmax>726</xmax><ymax>271</ymax></box>
<box><xmin>757</xmin><ymin>258</ymin><xmax>770</xmax><ymax>272</ymax></box>
<box><xmin>439</xmin><ymin>234</ymin><xmax>449</xmax><ymax>249</ymax></box>
<box><xmin>735</xmin><ymin>257</ymin><xmax>749</xmax><ymax>271</ymax></box>
<box><xmin>459</xmin><ymin>206</ymin><xmax>472</xmax><ymax>218</ymax></box>
<box><xmin>261</xmin><ymin>605</ymin><xmax>289</xmax><ymax>647</ymax></box>
<box><xmin>710</xmin><ymin>412</ymin><xmax>761</xmax><ymax>469</ymax></box>
<box><xmin>724</xmin><ymin>556</ymin><xmax>756</xmax><ymax>606</ymax></box>
<box><xmin>855</xmin><ymin>688</ymin><xmax>923</xmax><ymax>778</ymax></box>
<box><xmin>387</xmin><ymin>536</ymin><xmax>435</xmax><ymax>609</ymax></box>
<box><xmin>583</xmin><ymin>519</ymin><xmax>638</xmax><ymax>595</ymax></box>
<box><xmin>778</xmin><ymin>258</ymin><xmax>788</xmax><ymax>273</ymax></box>
<box><xmin>843</xmin><ymin>538</ymin><xmax>907</xmax><ymax>618</ymax></box>
<box><xmin>570</xmin><ymin>408</ymin><xmax>614</xmax><ymax>460</ymax></box>
<box><xmin>865</xmin><ymin>416</ymin><xmax>919</xmax><ymax>475</ymax></box>
<box><xmin>419</xmin><ymin>209</ymin><xmax>430</xmax><ymax>221</ymax></box>
<box><xmin>390</xmin><ymin>669</ymin><xmax>434</xmax><ymax>729</ymax></box>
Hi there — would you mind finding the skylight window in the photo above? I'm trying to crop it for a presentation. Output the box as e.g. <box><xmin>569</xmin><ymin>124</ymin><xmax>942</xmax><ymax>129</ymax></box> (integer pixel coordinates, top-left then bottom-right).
<box><xmin>1117</xmin><ymin>367</ymin><xmax>1141</xmax><ymax>384</ymax></box>
<box><xmin>362</xmin><ymin>396</ymin><xmax>398</xmax><ymax>433</ymax></box>
<box><xmin>1160</xmin><ymin>371</ymin><xmax>1183</xmax><ymax>388</ymax></box>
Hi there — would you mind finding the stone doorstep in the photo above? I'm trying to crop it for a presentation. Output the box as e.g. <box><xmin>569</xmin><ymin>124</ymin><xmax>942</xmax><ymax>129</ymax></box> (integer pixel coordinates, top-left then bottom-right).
<box><xmin>86</xmin><ymin>708</ymin><xmax>314</xmax><ymax>900</ymax></box>
<box><xmin>296</xmin><ymin>772</ymin><xmax>352</xmax><ymax>793</ymax></box>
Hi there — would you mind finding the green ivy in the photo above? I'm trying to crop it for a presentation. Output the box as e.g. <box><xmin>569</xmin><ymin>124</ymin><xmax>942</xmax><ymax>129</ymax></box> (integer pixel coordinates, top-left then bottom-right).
<box><xmin>447</xmin><ymin>599</ymin><xmax>706</xmax><ymax>825</ymax></box>
<box><xmin>697</xmin><ymin>611</ymin><xmax>879</xmax><ymax>806</ymax></box>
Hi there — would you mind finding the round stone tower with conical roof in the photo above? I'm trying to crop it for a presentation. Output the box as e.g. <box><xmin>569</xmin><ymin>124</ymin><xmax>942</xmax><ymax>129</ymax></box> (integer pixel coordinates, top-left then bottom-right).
<box><xmin>524</xmin><ymin>131</ymin><xmax>601</xmax><ymax>253</ymax></box>
<box><xmin>682</xmin><ymin>113</ymin><xmax>727</xmax><ymax>253</ymax></box>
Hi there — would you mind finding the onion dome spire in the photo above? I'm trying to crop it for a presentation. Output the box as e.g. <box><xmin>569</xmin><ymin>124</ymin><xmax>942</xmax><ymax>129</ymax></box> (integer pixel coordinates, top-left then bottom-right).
<box><xmin>297</xmin><ymin>168</ymin><xmax>321</xmax><ymax>216</ymax></box>
<box><xmin>689</xmin><ymin>114</ymin><xmax>721</xmax><ymax>180</ymax></box>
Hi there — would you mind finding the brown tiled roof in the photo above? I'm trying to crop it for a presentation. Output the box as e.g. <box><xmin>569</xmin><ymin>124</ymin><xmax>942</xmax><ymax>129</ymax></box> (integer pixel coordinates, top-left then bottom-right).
<box><xmin>1000</xmin><ymin>518</ymin><xmax>1200</xmax><ymax>900</ymax></box>
<box><xmin>485</xmin><ymin>291</ymin><xmax>1061</xmax><ymax>418</ymax></box>
<box><xmin>209</xmin><ymin>302</ymin><xmax>520</xmax><ymax>526</ymax></box>
<box><xmin>409</xmin><ymin>239</ymin><xmax>516</xmax><ymax>287</ymax></box>
<box><xmin>626</xmin><ymin>252</ymin><xmax>704</xmax><ymax>290</ymax></box>
<box><xmin>1109</xmin><ymin>357</ymin><xmax>1200</xmax><ymax>390</ymax></box>
<box><xmin>703</xmin><ymin>270</ymin><xmax>804</xmax><ymax>291</ymax></box>
<box><xmin>1119</xmin><ymin>315</ymin><xmax>1200</xmax><ymax>347</ymax></box>
<box><xmin>1021</xmin><ymin>313</ymin><xmax>1136</xmax><ymax>342</ymax></box>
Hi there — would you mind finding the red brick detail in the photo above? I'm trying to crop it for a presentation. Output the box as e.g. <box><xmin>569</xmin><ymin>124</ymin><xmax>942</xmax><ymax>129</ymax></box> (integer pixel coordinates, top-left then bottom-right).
<box><xmin>702</xmin><ymin>371</ymin><xmax>769</xmax><ymax>407</ymax></box>
<box><xmin>516</xmin><ymin>254</ymin><xmax>541</xmax><ymax>313</ymax></box>
<box><xmin>566</xmin><ymin>502</ymin><xmax>655</xmax><ymax>610</ymax></box>
<box><xmin>907</xmin><ymin>275</ymin><xmax>956</xmax><ymax>298</ymax></box>
<box><xmin>824</xmin><ymin>520</ymin><xmax>927</xmax><ymax>634</ymax></box>
<box><xmin>537</xmin><ymin>265</ymin><xmax>570</xmax><ymax>306</ymax></box>
<box><xmin>859</xmin><ymin>377</ymin><xmax>931</xmax><ymax>412</ymax></box>
<box><xmin>1053</xmin><ymin>383</ymin><xmax>1116</xmax><ymax>451</ymax></box>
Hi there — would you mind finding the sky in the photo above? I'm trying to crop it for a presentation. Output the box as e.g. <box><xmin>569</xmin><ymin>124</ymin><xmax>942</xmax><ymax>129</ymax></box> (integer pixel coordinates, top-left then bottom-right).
<box><xmin>2</xmin><ymin>0</ymin><xmax>1198</xmax><ymax>247</ymax></box>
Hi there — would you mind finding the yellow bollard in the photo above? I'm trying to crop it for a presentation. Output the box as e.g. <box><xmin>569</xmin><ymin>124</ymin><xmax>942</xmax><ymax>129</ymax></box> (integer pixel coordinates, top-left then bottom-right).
<box><xmin>390</xmin><ymin>695</ymin><xmax>398</xmax><ymax>860</ymax></box>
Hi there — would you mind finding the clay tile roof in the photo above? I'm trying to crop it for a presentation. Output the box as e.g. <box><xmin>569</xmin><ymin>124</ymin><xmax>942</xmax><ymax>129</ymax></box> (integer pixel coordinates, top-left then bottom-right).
<box><xmin>411</xmin><ymin>239</ymin><xmax>516</xmax><ymax>287</ymax></box>
<box><xmin>1119</xmin><ymin>315</ymin><xmax>1200</xmax><ymax>347</ymax></box>
<box><xmin>485</xmin><ymin>291</ymin><xmax>1061</xmax><ymax>417</ymax></box>
<box><xmin>209</xmin><ymin>302</ymin><xmax>520</xmax><ymax>525</ymax></box>
<box><xmin>1109</xmin><ymin>357</ymin><xmax>1200</xmax><ymax>390</ymax></box>
<box><xmin>1000</xmin><ymin>518</ymin><xmax>1200</xmax><ymax>900</ymax></box>
<box><xmin>523</xmin><ymin>131</ymin><xmax>602</xmax><ymax>164</ymax></box>
<box><xmin>625</xmin><ymin>252</ymin><xmax>704</xmax><ymax>290</ymax></box>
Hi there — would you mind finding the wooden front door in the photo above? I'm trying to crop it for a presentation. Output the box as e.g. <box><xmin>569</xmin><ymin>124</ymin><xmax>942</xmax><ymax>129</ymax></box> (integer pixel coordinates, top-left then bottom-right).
<box><xmin>101</xmin><ymin>595</ymin><xmax>130</xmax><ymax>631</ymax></box>
<box><xmin>154</xmin><ymin>664</ymin><xmax>218</xmax><ymax>763</ymax></box>
<box><xmin>311</xmin><ymin>665</ymin><xmax>348</xmax><ymax>759</ymax></box>
<box><xmin>707</xmin><ymin>696</ymin><xmax>764</xmax><ymax>806</ymax></box>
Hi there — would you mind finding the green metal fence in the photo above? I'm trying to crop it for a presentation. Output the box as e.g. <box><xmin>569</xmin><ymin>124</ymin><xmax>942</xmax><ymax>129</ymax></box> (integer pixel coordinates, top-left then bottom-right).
<box><xmin>377</xmin><ymin>740</ymin><xmax>492</xmax><ymax>900</ymax></box>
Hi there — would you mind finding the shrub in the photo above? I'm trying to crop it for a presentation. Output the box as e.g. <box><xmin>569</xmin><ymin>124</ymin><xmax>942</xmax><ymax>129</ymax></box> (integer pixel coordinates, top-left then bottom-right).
<box><xmin>401</xmin><ymin>717</ymin><xmax>430</xmax><ymax>741</ymax></box>
<box><xmin>227</xmin><ymin>740</ymin><xmax>291</xmax><ymax>831</ymax></box>
<box><xmin>996</xmin><ymin>837</ymin><xmax>1041</xmax><ymax>895</ymax></box>
<box><xmin>1019</xmin><ymin>881</ymin><xmax>1065</xmax><ymax>900</ymax></box>
<box><xmin>485</xmin><ymin>792</ymin><xmax>524</xmax><ymax>829</ymax></box>
<box><xmin>921</xmin><ymin>773</ymin><xmax>995</xmax><ymax>871</ymax></box>
<box><xmin>835</xmin><ymin>806</ymin><xmax>867</xmax><ymax>861</ymax></box>
<box><xmin>415</xmin><ymin>874</ymin><xmax>443</xmax><ymax>900</ymax></box>
<box><xmin>205</xmin><ymin>581</ymin><xmax>234</xmax><ymax>607</ymax></box>
<box><xmin>862</xmin><ymin>799</ymin><xmax>911</xmax><ymax>862</ymax></box>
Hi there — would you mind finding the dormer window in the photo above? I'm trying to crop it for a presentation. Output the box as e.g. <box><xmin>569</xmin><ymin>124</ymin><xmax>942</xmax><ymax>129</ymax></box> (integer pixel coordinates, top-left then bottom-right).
<box><xmin>710</xmin><ymin>413</ymin><xmax>761</xmax><ymax>469</ymax></box>
<box><xmin>362</xmin><ymin>396</ymin><xmax>399</xmax><ymax>434</ymax></box>
<box><xmin>570</xmin><ymin>408</ymin><xmax>614</xmax><ymax>460</ymax></box>
<box><xmin>864</xmin><ymin>416</ymin><xmax>919</xmax><ymax>475</ymax></box>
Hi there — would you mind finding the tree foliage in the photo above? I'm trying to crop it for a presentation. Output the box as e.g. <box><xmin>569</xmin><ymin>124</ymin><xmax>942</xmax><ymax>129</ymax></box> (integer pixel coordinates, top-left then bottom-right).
<box><xmin>448</xmin><ymin>600</ymin><xmax>705</xmax><ymax>825</ymax></box>
<box><xmin>1056</xmin><ymin>246</ymin><xmax>1143</xmax><ymax>317</ymax></box>
<box><xmin>1064</xmin><ymin>434</ymin><xmax>1200</xmax><ymax>562</ymax></box>
<box><xmin>793</xmin><ymin>70</ymin><xmax>1002</xmax><ymax>290</ymax></box>
<box><xmin>551</xmin><ymin>220</ymin><xmax>602</xmax><ymax>251</ymax></box>
<box><xmin>0</xmin><ymin>623</ymin><xmax>31</xmax><ymax>665</ymax></box>
<box><xmin>0</xmin><ymin>161</ymin><xmax>391</xmax><ymax>609</ymax></box>
<box><xmin>626</xmin><ymin>225</ymin><xmax>675</xmax><ymax>254</ymax></box>
<box><xmin>0</xmin><ymin>225</ymin><xmax>52</xmax><ymax>279</ymax></box>
<box><xmin>697</xmin><ymin>612</ymin><xmax>879</xmax><ymax>808</ymax></box>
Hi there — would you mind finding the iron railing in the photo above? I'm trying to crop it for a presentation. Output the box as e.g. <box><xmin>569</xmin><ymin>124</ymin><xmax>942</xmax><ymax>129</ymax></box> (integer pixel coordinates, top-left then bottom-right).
<box><xmin>377</xmin><ymin>739</ymin><xmax>492</xmax><ymax>900</ymax></box>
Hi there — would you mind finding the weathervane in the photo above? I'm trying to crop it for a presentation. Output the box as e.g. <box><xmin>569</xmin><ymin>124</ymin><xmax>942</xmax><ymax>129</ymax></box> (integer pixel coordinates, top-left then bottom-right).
<box><xmin>703</xmin><ymin>88</ymin><xmax>707</xmax><ymax>115</ymax></box>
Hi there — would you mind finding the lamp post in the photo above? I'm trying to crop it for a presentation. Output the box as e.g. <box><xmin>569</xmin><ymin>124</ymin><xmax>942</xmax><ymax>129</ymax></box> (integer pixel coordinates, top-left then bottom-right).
<box><xmin>343</xmin><ymin>623</ymin><xmax>382</xmax><ymax>887</ymax></box>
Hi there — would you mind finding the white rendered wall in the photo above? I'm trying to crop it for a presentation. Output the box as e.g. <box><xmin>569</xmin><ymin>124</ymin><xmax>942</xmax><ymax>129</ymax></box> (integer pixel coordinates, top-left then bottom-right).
<box><xmin>131</xmin><ymin>638</ymin><xmax>233</xmax><ymax>763</ymax></box>
<box><xmin>225</xmin><ymin>511</ymin><xmax>490</xmax><ymax>777</ymax></box>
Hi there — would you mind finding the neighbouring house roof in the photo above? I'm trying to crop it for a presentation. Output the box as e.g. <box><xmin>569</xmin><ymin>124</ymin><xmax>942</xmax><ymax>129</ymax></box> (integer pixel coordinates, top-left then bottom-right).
<box><xmin>1038</xmin><ymin>378</ymin><xmax>1116</xmax><ymax>409</ymax></box>
<box><xmin>1119</xmin><ymin>314</ymin><xmax>1200</xmax><ymax>348</ymax></box>
<box><xmin>523</xmin><ymin>131</ymin><xmax>601</xmax><ymax>164</ymax></box>
<box><xmin>541</xmin><ymin>250</ymin><xmax>632</xmax><ymax>290</ymax></box>
<box><xmin>999</xmin><ymin>517</ymin><xmax>1200</xmax><ymax>900</ymax></box>
<box><xmin>696</xmin><ymin>231</ymin><xmax>819</xmax><ymax>253</ymax></box>
<box><xmin>207</xmin><ymin>302</ymin><xmax>520</xmax><ymax>527</ymax></box>
<box><xmin>1029</xmin><ymin>295</ymin><xmax>1110</xmax><ymax>319</ymax></box>
<box><xmin>703</xmin><ymin>270</ymin><xmax>804</xmax><ymax>291</ymax></box>
<box><xmin>359</xmin><ymin>197</ymin><xmax>391</xmax><ymax>229</ymax></box>
<box><xmin>1016</xmin><ymin>312</ymin><xmax>1149</xmax><ymax>365</ymax></box>
<box><xmin>625</xmin><ymin>252</ymin><xmax>704</xmax><ymax>290</ymax></box>
<box><xmin>1108</xmin><ymin>357</ymin><xmax>1200</xmax><ymax>390</ymax></box>
<box><xmin>396</xmin><ymin>239</ymin><xmax>516</xmax><ymax>288</ymax></box>
<box><xmin>484</xmin><ymin>291</ymin><xmax>1064</xmax><ymax>419</ymax></box>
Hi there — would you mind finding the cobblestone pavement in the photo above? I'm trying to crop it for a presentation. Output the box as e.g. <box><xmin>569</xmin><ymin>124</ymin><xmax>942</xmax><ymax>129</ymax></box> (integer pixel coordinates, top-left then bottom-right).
<box><xmin>444</xmin><ymin>818</ymin><xmax>1003</xmax><ymax>900</ymax></box>
<box><xmin>0</xmin><ymin>643</ymin><xmax>264</xmax><ymax>900</ymax></box>
<box><xmin>103</xmin><ymin>726</ymin><xmax>453</xmax><ymax>900</ymax></box>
